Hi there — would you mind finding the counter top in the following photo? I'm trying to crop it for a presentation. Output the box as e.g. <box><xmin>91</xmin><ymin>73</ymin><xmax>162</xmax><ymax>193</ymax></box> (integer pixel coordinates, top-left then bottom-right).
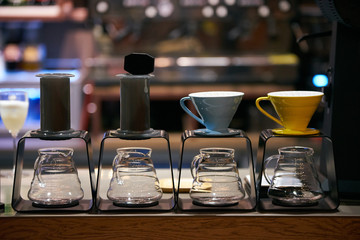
<box><xmin>0</xmin><ymin>207</ymin><xmax>359</xmax><ymax>240</ymax></box>
<box><xmin>1</xmin><ymin>170</ymin><xmax>359</xmax><ymax>239</ymax></box>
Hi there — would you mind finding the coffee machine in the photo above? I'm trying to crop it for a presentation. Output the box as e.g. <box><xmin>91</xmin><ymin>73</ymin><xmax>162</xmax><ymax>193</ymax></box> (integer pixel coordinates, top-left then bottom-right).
<box><xmin>87</xmin><ymin>0</ymin><xmax>299</xmax><ymax>85</ymax></box>
<box><xmin>317</xmin><ymin>0</ymin><xmax>360</xmax><ymax>200</ymax></box>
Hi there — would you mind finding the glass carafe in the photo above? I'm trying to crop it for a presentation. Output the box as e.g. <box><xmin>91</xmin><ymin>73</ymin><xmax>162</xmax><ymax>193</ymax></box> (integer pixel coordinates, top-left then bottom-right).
<box><xmin>190</xmin><ymin>148</ymin><xmax>245</xmax><ymax>206</ymax></box>
<box><xmin>107</xmin><ymin>147</ymin><xmax>163</xmax><ymax>207</ymax></box>
<box><xmin>264</xmin><ymin>146</ymin><xmax>324</xmax><ymax>206</ymax></box>
<box><xmin>28</xmin><ymin>148</ymin><xmax>84</xmax><ymax>207</ymax></box>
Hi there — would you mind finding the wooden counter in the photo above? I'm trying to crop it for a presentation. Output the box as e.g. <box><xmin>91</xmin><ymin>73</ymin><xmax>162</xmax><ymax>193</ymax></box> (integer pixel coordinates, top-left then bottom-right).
<box><xmin>0</xmin><ymin>206</ymin><xmax>360</xmax><ymax>240</ymax></box>
<box><xmin>1</xmin><ymin>168</ymin><xmax>359</xmax><ymax>240</ymax></box>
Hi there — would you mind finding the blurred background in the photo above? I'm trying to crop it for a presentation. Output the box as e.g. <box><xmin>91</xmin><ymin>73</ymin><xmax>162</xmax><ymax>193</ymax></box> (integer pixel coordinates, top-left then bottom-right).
<box><xmin>0</xmin><ymin>0</ymin><xmax>332</xmax><ymax>168</ymax></box>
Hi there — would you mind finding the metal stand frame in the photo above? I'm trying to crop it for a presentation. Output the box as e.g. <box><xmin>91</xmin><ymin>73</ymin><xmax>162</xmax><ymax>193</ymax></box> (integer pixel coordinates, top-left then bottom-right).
<box><xmin>256</xmin><ymin>129</ymin><xmax>339</xmax><ymax>211</ymax></box>
<box><xmin>95</xmin><ymin>129</ymin><xmax>175</xmax><ymax>211</ymax></box>
<box><xmin>177</xmin><ymin>129</ymin><xmax>256</xmax><ymax>211</ymax></box>
<box><xmin>12</xmin><ymin>130</ymin><xmax>96</xmax><ymax>212</ymax></box>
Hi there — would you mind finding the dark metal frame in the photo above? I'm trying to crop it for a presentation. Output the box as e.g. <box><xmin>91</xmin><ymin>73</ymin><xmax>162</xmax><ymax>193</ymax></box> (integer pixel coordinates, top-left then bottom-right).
<box><xmin>256</xmin><ymin>129</ymin><xmax>339</xmax><ymax>211</ymax></box>
<box><xmin>12</xmin><ymin>130</ymin><xmax>96</xmax><ymax>212</ymax></box>
<box><xmin>177</xmin><ymin>129</ymin><xmax>257</xmax><ymax>211</ymax></box>
<box><xmin>95</xmin><ymin>129</ymin><xmax>176</xmax><ymax>211</ymax></box>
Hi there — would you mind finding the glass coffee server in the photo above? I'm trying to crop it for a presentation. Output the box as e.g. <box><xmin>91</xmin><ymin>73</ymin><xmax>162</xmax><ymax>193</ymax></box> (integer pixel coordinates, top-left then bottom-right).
<box><xmin>256</xmin><ymin>130</ymin><xmax>339</xmax><ymax>211</ymax></box>
<box><xmin>95</xmin><ymin>54</ymin><xmax>175</xmax><ymax>211</ymax></box>
<box><xmin>255</xmin><ymin>92</ymin><xmax>339</xmax><ymax>211</ymax></box>
<box><xmin>12</xmin><ymin>73</ymin><xmax>95</xmax><ymax>212</ymax></box>
<box><xmin>177</xmin><ymin>91</ymin><xmax>256</xmax><ymax>211</ymax></box>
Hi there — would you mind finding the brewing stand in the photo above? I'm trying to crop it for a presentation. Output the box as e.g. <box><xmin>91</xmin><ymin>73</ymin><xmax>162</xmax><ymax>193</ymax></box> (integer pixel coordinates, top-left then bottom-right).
<box><xmin>177</xmin><ymin>129</ymin><xmax>256</xmax><ymax>211</ymax></box>
<box><xmin>12</xmin><ymin>73</ymin><xmax>96</xmax><ymax>212</ymax></box>
<box><xmin>256</xmin><ymin>129</ymin><xmax>339</xmax><ymax>211</ymax></box>
<box><xmin>95</xmin><ymin>53</ymin><xmax>175</xmax><ymax>212</ymax></box>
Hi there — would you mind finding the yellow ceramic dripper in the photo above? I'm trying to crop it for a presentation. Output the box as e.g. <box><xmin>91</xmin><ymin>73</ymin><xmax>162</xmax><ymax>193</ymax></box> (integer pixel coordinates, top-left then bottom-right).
<box><xmin>255</xmin><ymin>91</ymin><xmax>324</xmax><ymax>135</ymax></box>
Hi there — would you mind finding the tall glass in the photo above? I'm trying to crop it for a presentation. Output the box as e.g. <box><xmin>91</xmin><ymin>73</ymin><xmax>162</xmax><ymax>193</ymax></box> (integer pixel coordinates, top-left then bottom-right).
<box><xmin>0</xmin><ymin>91</ymin><xmax>29</xmax><ymax>172</ymax></box>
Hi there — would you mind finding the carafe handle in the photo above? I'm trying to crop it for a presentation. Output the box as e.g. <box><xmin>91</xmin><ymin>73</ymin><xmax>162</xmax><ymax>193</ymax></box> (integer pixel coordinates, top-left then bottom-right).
<box><xmin>190</xmin><ymin>154</ymin><xmax>202</xmax><ymax>178</ymax></box>
<box><xmin>114</xmin><ymin>153</ymin><xmax>130</xmax><ymax>182</ymax></box>
<box><xmin>255</xmin><ymin>96</ymin><xmax>283</xmax><ymax>126</ymax></box>
<box><xmin>35</xmin><ymin>157</ymin><xmax>45</xmax><ymax>185</ymax></box>
<box><xmin>180</xmin><ymin>97</ymin><xmax>204</xmax><ymax>126</ymax></box>
<box><xmin>263</xmin><ymin>155</ymin><xmax>280</xmax><ymax>184</ymax></box>
<box><xmin>114</xmin><ymin>151</ymin><xmax>149</xmax><ymax>181</ymax></box>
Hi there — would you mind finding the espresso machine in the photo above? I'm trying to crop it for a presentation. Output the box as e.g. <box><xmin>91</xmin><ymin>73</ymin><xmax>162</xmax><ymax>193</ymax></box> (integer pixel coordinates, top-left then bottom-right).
<box><xmin>87</xmin><ymin>0</ymin><xmax>299</xmax><ymax>87</ymax></box>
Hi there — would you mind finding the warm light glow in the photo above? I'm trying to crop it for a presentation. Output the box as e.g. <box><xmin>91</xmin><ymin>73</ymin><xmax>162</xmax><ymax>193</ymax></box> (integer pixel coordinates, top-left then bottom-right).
<box><xmin>279</xmin><ymin>0</ymin><xmax>291</xmax><ymax>12</ymax></box>
<box><xmin>0</xmin><ymin>6</ymin><xmax>61</xmax><ymax>18</ymax></box>
<box><xmin>202</xmin><ymin>6</ymin><xmax>214</xmax><ymax>17</ymax></box>
<box><xmin>258</xmin><ymin>5</ymin><xmax>270</xmax><ymax>17</ymax></box>
<box><xmin>96</xmin><ymin>1</ymin><xmax>109</xmax><ymax>13</ymax></box>
<box><xmin>224</xmin><ymin>0</ymin><xmax>236</xmax><ymax>5</ymax></box>
<box><xmin>208</xmin><ymin>0</ymin><xmax>219</xmax><ymax>6</ymax></box>
<box><xmin>87</xmin><ymin>103</ymin><xmax>97</xmax><ymax>114</ymax></box>
<box><xmin>82</xmin><ymin>84</ymin><xmax>94</xmax><ymax>95</ymax></box>
<box><xmin>216</xmin><ymin>6</ymin><xmax>228</xmax><ymax>18</ymax></box>
<box><xmin>177</xmin><ymin>57</ymin><xmax>231</xmax><ymax>67</ymax></box>
<box><xmin>155</xmin><ymin>58</ymin><xmax>175</xmax><ymax>68</ymax></box>
<box><xmin>157</xmin><ymin>0</ymin><xmax>174</xmax><ymax>17</ymax></box>
<box><xmin>145</xmin><ymin>6</ymin><xmax>157</xmax><ymax>18</ymax></box>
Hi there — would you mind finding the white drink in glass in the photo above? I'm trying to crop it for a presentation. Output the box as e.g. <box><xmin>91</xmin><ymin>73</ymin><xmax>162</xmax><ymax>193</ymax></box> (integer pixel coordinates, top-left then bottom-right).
<box><xmin>0</xmin><ymin>99</ymin><xmax>29</xmax><ymax>137</ymax></box>
<box><xmin>0</xmin><ymin>91</ymin><xmax>29</xmax><ymax>183</ymax></box>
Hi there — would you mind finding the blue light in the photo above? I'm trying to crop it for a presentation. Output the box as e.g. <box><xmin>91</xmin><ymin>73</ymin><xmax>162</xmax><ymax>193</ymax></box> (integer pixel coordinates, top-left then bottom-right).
<box><xmin>0</xmin><ymin>88</ymin><xmax>40</xmax><ymax>99</ymax></box>
<box><xmin>313</xmin><ymin>74</ymin><xmax>328</xmax><ymax>87</ymax></box>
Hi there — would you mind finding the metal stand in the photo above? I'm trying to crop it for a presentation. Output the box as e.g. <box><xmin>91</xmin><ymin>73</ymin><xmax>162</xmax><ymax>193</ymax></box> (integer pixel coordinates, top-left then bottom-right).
<box><xmin>177</xmin><ymin>129</ymin><xmax>256</xmax><ymax>211</ymax></box>
<box><xmin>256</xmin><ymin>129</ymin><xmax>339</xmax><ymax>211</ymax></box>
<box><xmin>12</xmin><ymin>130</ymin><xmax>95</xmax><ymax>212</ymax></box>
<box><xmin>95</xmin><ymin>129</ymin><xmax>175</xmax><ymax>211</ymax></box>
